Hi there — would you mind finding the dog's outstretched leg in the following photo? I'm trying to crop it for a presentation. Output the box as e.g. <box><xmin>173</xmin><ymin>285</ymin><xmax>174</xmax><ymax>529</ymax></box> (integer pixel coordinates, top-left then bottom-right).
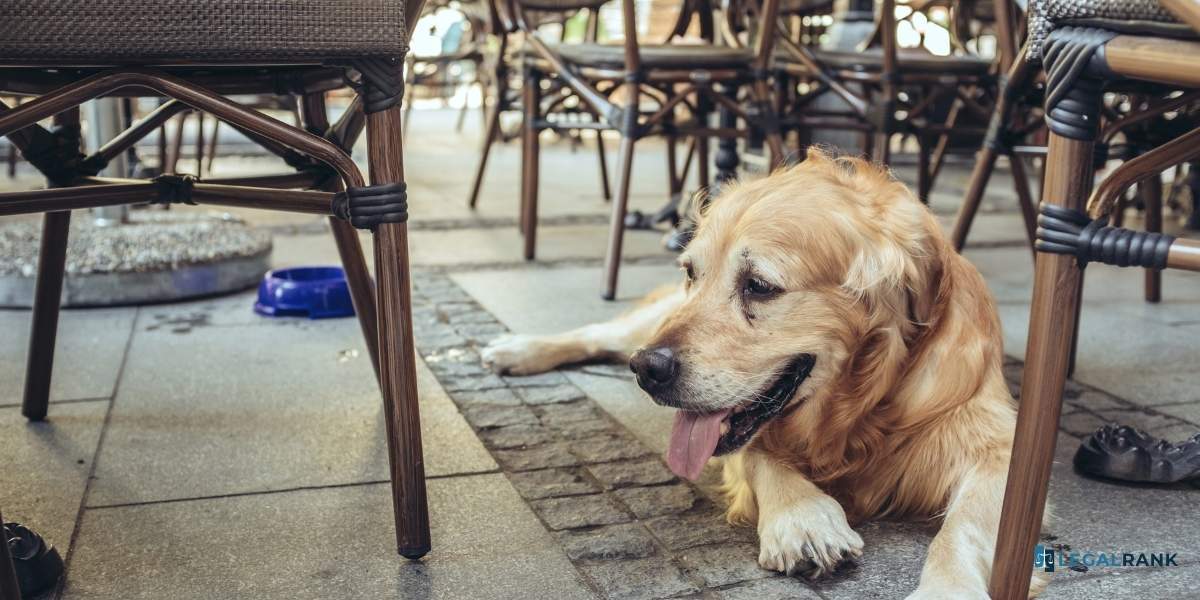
<box><xmin>726</xmin><ymin>450</ymin><xmax>864</xmax><ymax>578</ymax></box>
<box><xmin>907</xmin><ymin>449</ymin><xmax>1049</xmax><ymax>599</ymax></box>
<box><xmin>482</xmin><ymin>284</ymin><xmax>684</xmax><ymax>375</ymax></box>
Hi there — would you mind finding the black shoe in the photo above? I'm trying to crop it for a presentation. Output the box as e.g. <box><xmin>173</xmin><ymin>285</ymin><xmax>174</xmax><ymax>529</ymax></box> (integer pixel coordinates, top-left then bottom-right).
<box><xmin>4</xmin><ymin>522</ymin><xmax>63</xmax><ymax>597</ymax></box>
<box><xmin>1074</xmin><ymin>424</ymin><xmax>1200</xmax><ymax>484</ymax></box>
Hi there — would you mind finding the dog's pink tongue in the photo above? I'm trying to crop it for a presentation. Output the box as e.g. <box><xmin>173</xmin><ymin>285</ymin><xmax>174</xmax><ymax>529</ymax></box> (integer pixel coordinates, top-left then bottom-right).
<box><xmin>667</xmin><ymin>409</ymin><xmax>732</xmax><ymax>481</ymax></box>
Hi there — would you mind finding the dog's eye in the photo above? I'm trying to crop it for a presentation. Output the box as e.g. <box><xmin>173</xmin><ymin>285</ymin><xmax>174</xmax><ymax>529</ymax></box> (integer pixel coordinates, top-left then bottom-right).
<box><xmin>683</xmin><ymin>264</ymin><xmax>695</xmax><ymax>283</ymax></box>
<box><xmin>743</xmin><ymin>277</ymin><xmax>779</xmax><ymax>299</ymax></box>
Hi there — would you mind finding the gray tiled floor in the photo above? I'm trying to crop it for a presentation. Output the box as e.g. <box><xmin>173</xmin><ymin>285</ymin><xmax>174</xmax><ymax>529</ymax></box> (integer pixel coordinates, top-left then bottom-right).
<box><xmin>0</xmin><ymin>308</ymin><xmax>135</xmax><ymax>405</ymax></box>
<box><xmin>64</xmin><ymin>474</ymin><xmax>591</xmax><ymax>600</ymax></box>
<box><xmin>2</xmin><ymin>106</ymin><xmax>1199</xmax><ymax>599</ymax></box>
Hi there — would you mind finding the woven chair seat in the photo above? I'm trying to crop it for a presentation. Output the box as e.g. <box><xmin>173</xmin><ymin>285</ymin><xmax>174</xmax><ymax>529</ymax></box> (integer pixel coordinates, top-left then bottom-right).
<box><xmin>1028</xmin><ymin>0</ymin><xmax>1195</xmax><ymax>59</ymax></box>
<box><xmin>554</xmin><ymin>44</ymin><xmax>754</xmax><ymax>70</ymax></box>
<box><xmin>780</xmin><ymin>47</ymin><xmax>991</xmax><ymax>75</ymax></box>
<box><xmin>0</xmin><ymin>1</ymin><xmax>407</xmax><ymax>65</ymax></box>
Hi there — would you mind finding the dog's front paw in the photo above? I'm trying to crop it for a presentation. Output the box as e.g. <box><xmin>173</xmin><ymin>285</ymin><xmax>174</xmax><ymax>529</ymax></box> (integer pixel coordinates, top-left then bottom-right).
<box><xmin>757</xmin><ymin>496</ymin><xmax>863</xmax><ymax>577</ymax></box>
<box><xmin>480</xmin><ymin>334</ymin><xmax>555</xmax><ymax>375</ymax></box>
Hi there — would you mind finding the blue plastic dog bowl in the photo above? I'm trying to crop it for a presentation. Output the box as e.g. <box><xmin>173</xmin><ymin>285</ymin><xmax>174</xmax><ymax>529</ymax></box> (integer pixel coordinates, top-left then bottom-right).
<box><xmin>254</xmin><ymin>266</ymin><xmax>355</xmax><ymax>319</ymax></box>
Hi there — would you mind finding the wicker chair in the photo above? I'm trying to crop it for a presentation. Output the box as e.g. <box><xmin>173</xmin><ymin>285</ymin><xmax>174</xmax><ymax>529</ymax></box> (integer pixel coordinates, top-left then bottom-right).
<box><xmin>505</xmin><ymin>0</ymin><xmax>787</xmax><ymax>299</ymax></box>
<box><xmin>990</xmin><ymin>1</ymin><xmax>1200</xmax><ymax>598</ymax></box>
<box><xmin>771</xmin><ymin>0</ymin><xmax>997</xmax><ymax>201</ymax></box>
<box><xmin>0</xmin><ymin>1</ymin><xmax>432</xmax><ymax>559</ymax></box>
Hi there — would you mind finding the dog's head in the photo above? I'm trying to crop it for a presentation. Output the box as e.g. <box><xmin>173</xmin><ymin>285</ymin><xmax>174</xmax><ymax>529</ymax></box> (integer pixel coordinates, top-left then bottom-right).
<box><xmin>631</xmin><ymin>149</ymin><xmax>947</xmax><ymax>480</ymax></box>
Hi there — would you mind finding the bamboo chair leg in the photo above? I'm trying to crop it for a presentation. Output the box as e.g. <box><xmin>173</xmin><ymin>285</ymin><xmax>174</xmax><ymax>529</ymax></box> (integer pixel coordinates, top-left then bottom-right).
<box><xmin>990</xmin><ymin>133</ymin><xmax>1095</xmax><ymax>600</ymax></box>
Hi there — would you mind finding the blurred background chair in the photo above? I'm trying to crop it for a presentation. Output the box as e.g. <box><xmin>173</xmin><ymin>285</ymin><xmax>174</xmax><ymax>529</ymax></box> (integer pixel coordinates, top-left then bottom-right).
<box><xmin>508</xmin><ymin>0</ymin><xmax>787</xmax><ymax>299</ymax></box>
<box><xmin>770</xmin><ymin>0</ymin><xmax>999</xmax><ymax>202</ymax></box>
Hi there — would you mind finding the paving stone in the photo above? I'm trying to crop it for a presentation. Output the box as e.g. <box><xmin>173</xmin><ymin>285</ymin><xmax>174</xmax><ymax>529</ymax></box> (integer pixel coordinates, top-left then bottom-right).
<box><xmin>1094</xmin><ymin>409</ymin><xmax>1189</xmax><ymax>434</ymax></box>
<box><xmin>441</xmin><ymin>373</ymin><xmax>508</xmax><ymax>393</ymax></box>
<box><xmin>569</xmin><ymin>433</ymin><xmax>654</xmax><ymax>464</ymax></box>
<box><xmin>614</xmin><ymin>484</ymin><xmax>697</xmax><ymax>519</ymax></box>
<box><xmin>588</xmin><ymin>458</ymin><xmax>678</xmax><ymax>489</ymax></box>
<box><xmin>557</xmin><ymin>523</ymin><xmax>658</xmax><ymax>560</ymax></box>
<box><xmin>460</xmin><ymin>403</ymin><xmax>539</xmax><ymax>429</ymax></box>
<box><xmin>580</xmin><ymin>557</ymin><xmax>698</xmax><ymax>600</ymax></box>
<box><xmin>1058</xmin><ymin>409</ymin><xmax>1109</xmax><ymax>438</ymax></box>
<box><xmin>576</xmin><ymin>364</ymin><xmax>636</xmax><ymax>380</ymax></box>
<box><xmin>414</xmin><ymin>331</ymin><xmax>468</xmax><ymax>351</ymax></box>
<box><xmin>447</xmin><ymin>310</ymin><xmax>500</xmax><ymax>325</ymax></box>
<box><xmin>515</xmin><ymin>385</ymin><xmax>587</xmax><ymax>405</ymax></box>
<box><xmin>1147</xmin><ymin>420</ymin><xmax>1200</xmax><ymax>442</ymax></box>
<box><xmin>450</xmin><ymin>387</ymin><xmax>523</xmax><ymax>407</ymax></box>
<box><xmin>509</xmin><ymin>468</ymin><xmax>598</xmax><ymax>500</ymax></box>
<box><xmin>537</xmin><ymin>400</ymin><xmax>602</xmax><ymax>425</ymax></box>
<box><xmin>64</xmin><ymin>474</ymin><xmax>593</xmax><ymax>599</ymax></box>
<box><xmin>423</xmin><ymin>350</ymin><xmax>488</xmax><ymax>379</ymax></box>
<box><xmin>437</xmin><ymin>301</ymin><xmax>483</xmax><ymax>316</ymax></box>
<box><xmin>478</xmin><ymin>424</ymin><xmax>556</xmax><ymax>449</ymax></box>
<box><xmin>544</xmin><ymin>415</ymin><xmax>618</xmax><ymax>439</ymax></box>
<box><xmin>646</xmin><ymin>509</ymin><xmax>756</xmax><ymax>550</ymax></box>
<box><xmin>808</xmin><ymin>520</ymin><xmax>937</xmax><ymax>599</ymax></box>
<box><xmin>454</xmin><ymin>322</ymin><xmax>510</xmax><ymax>344</ymax></box>
<box><xmin>503</xmin><ymin>371</ymin><xmax>571</xmax><ymax>388</ymax></box>
<box><xmin>0</xmin><ymin>402</ymin><xmax>107</xmax><ymax>555</ymax></box>
<box><xmin>717</xmin><ymin>577</ymin><xmax>824</xmax><ymax>599</ymax></box>
<box><xmin>1066</xmin><ymin>389</ymin><xmax>1133</xmax><ymax>412</ymax></box>
<box><xmin>678</xmin><ymin>543</ymin><xmax>772</xmax><ymax>587</ymax></box>
<box><xmin>88</xmin><ymin>323</ymin><xmax>494</xmax><ymax>506</ymax></box>
<box><xmin>1148</xmin><ymin>401</ymin><xmax>1200</xmax><ymax>427</ymax></box>
<box><xmin>0</xmin><ymin>308</ymin><xmax>134</xmax><ymax>405</ymax></box>
<box><xmin>493</xmin><ymin>442</ymin><xmax>581</xmax><ymax>471</ymax></box>
<box><xmin>530</xmin><ymin>494</ymin><xmax>631</xmax><ymax>530</ymax></box>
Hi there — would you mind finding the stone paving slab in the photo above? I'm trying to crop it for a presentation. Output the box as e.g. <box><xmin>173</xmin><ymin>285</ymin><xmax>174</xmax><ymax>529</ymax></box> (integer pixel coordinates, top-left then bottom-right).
<box><xmin>89</xmin><ymin>314</ymin><xmax>493</xmax><ymax>507</ymax></box>
<box><xmin>62</xmin><ymin>474</ymin><xmax>592</xmax><ymax>600</ymax></box>
<box><xmin>0</xmin><ymin>401</ymin><xmax>108</xmax><ymax>556</ymax></box>
<box><xmin>0</xmin><ymin>307</ymin><xmax>135</xmax><ymax>405</ymax></box>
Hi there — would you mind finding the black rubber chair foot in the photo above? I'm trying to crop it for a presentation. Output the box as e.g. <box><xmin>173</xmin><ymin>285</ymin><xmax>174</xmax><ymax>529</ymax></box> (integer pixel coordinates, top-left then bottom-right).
<box><xmin>1074</xmin><ymin>424</ymin><xmax>1200</xmax><ymax>484</ymax></box>
<box><xmin>4</xmin><ymin>522</ymin><xmax>64</xmax><ymax>598</ymax></box>
<box><xmin>399</xmin><ymin>546</ymin><xmax>430</xmax><ymax>560</ymax></box>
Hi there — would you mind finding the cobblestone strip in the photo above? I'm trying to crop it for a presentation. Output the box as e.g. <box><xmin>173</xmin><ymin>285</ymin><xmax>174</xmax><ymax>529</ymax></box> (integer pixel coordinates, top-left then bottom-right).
<box><xmin>410</xmin><ymin>272</ymin><xmax>810</xmax><ymax>600</ymax></box>
<box><xmin>1001</xmin><ymin>356</ymin><xmax>1200</xmax><ymax>443</ymax></box>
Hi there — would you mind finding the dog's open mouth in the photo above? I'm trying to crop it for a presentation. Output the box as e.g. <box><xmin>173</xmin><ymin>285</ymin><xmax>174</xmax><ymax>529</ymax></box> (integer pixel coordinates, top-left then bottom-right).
<box><xmin>666</xmin><ymin>354</ymin><xmax>815</xmax><ymax>481</ymax></box>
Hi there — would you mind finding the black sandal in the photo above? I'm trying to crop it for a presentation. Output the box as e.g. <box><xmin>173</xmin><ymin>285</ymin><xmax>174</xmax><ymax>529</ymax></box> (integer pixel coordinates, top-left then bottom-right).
<box><xmin>1073</xmin><ymin>424</ymin><xmax>1200</xmax><ymax>484</ymax></box>
<box><xmin>4</xmin><ymin>522</ymin><xmax>63</xmax><ymax>597</ymax></box>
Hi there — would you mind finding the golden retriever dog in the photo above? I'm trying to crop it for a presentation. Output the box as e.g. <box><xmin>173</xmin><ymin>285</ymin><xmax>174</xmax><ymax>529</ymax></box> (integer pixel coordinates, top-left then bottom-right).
<box><xmin>482</xmin><ymin>149</ymin><xmax>1044</xmax><ymax>598</ymax></box>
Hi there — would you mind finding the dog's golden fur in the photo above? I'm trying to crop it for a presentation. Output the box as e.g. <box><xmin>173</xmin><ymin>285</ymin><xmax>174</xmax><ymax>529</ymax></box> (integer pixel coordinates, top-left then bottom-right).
<box><xmin>483</xmin><ymin>149</ymin><xmax>1045</xmax><ymax>598</ymax></box>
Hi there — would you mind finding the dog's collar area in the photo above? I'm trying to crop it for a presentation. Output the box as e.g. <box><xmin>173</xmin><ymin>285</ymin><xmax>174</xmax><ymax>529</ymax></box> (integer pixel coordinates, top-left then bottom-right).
<box><xmin>714</xmin><ymin>354</ymin><xmax>816</xmax><ymax>456</ymax></box>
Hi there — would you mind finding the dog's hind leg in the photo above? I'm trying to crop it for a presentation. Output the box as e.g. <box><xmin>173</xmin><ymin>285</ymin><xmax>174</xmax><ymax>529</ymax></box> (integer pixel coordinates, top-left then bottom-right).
<box><xmin>482</xmin><ymin>284</ymin><xmax>684</xmax><ymax>375</ymax></box>
<box><xmin>907</xmin><ymin>449</ymin><xmax>1050</xmax><ymax>599</ymax></box>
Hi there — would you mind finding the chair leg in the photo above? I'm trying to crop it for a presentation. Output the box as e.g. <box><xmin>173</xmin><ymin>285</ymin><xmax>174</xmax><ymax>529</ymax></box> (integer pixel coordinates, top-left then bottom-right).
<box><xmin>989</xmin><ymin>132</ymin><xmax>1095</xmax><ymax>600</ymax></box>
<box><xmin>603</xmin><ymin>134</ymin><xmax>637</xmax><ymax>301</ymax></box>
<box><xmin>520</xmin><ymin>67</ymin><xmax>541</xmax><ymax>260</ymax></box>
<box><xmin>596</xmin><ymin>130</ymin><xmax>611</xmax><ymax>202</ymax></box>
<box><xmin>916</xmin><ymin>134</ymin><xmax>933</xmax><ymax>204</ymax></box>
<box><xmin>1141</xmin><ymin>175</ymin><xmax>1163</xmax><ymax>303</ymax></box>
<box><xmin>1008</xmin><ymin>151</ymin><xmax>1039</xmax><ymax>252</ymax></box>
<box><xmin>467</xmin><ymin>90</ymin><xmax>502</xmax><ymax>209</ymax></box>
<box><xmin>22</xmin><ymin>210</ymin><xmax>71</xmax><ymax>421</ymax></box>
<box><xmin>298</xmin><ymin>91</ymin><xmax>382</xmax><ymax>378</ymax></box>
<box><xmin>365</xmin><ymin>104</ymin><xmax>431</xmax><ymax>560</ymax></box>
<box><xmin>0</xmin><ymin>507</ymin><xmax>21</xmax><ymax>600</ymax></box>
<box><xmin>870</xmin><ymin>131</ymin><xmax>891</xmax><ymax>164</ymax></box>
<box><xmin>194</xmin><ymin>112</ymin><xmax>205</xmax><ymax>175</ymax></box>
<box><xmin>951</xmin><ymin>145</ymin><xmax>999</xmax><ymax>252</ymax></box>
<box><xmin>205</xmin><ymin>116</ymin><xmax>220</xmax><ymax>175</ymax></box>
<box><xmin>167</xmin><ymin>111</ymin><xmax>186</xmax><ymax>174</ymax></box>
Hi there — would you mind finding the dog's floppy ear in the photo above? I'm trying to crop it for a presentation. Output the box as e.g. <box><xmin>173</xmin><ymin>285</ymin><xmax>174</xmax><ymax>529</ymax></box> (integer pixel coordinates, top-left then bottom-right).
<box><xmin>841</xmin><ymin>183</ymin><xmax>945</xmax><ymax>331</ymax></box>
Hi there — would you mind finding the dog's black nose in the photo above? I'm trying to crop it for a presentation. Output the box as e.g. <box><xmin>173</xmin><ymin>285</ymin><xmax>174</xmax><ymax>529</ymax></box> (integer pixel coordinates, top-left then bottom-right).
<box><xmin>630</xmin><ymin>346</ymin><xmax>679</xmax><ymax>394</ymax></box>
